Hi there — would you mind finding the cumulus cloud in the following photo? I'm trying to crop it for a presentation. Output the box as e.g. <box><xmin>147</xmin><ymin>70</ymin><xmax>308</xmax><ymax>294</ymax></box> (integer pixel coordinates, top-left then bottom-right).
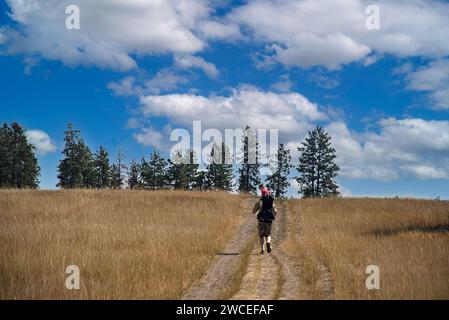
<box><xmin>139</xmin><ymin>87</ymin><xmax>327</xmax><ymax>142</ymax></box>
<box><xmin>2</xmin><ymin>0</ymin><xmax>212</xmax><ymax>70</ymax></box>
<box><xmin>4</xmin><ymin>0</ymin><xmax>449</xmax><ymax>73</ymax></box>
<box><xmin>272</xmin><ymin>33</ymin><xmax>371</xmax><ymax>70</ymax></box>
<box><xmin>145</xmin><ymin>69</ymin><xmax>188</xmax><ymax>95</ymax></box>
<box><xmin>25</xmin><ymin>130</ymin><xmax>57</xmax><ymax>155</ymax></box>
<box><xmin>107</xmin><ymin>70</ymin><xmax>189</xmax><ymax>96</ymax></box>
<box><xmin>228</xmin><ymin>0</ymin><xmax>449</xmax><ymax>69</ymax></box>
<box><xmin>405</xmin><ymin>59</ymin><xmax>449</xmax><ymax>109</ymax></box>
<box><xmin>323</xmin><ymin>118</ymin><xmax>449</xmax><ymax>181</ymax></box>
<box><xmin>400</xmin><ymin>165</ymin><xmax>447</xmax><ymax>180</ymax></box>
<box><xmin>174</xmin><ymin>54</ymin><xmax>219</xmax><ymax>78</ymax></box>
<box><xmin>196</xmin><ymin>19</ymin><xmax>242</xmax><ymax>40</ymax></box>
<box><xmin>271</xmin><ymin>74</ymin><xmax>294</xmax><ymax>92</ymax></box>
<box><xmin>133</xmin><ymin>127</ymin><xmax>163</xmax><ymax>148</ymax></box>
<box><xmin>107</xmin><ymin>76</ymin><xmax>139</xmax><ymax>96</ymax></box>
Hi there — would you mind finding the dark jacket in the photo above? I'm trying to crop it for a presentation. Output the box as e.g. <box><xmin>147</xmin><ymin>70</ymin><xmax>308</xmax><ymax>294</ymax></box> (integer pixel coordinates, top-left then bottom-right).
<box><xmin>253</xmin><ymin>195</ymin><xmax>277</xmax><ymax>222</ymax></box>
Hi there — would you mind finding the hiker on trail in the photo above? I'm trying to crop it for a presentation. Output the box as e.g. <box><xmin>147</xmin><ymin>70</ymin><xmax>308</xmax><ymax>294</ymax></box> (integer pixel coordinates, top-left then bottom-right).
<box><xmin>253</xmin><ymin>184</ymin><xmax>278</xmax><ymax>255</ymax></box>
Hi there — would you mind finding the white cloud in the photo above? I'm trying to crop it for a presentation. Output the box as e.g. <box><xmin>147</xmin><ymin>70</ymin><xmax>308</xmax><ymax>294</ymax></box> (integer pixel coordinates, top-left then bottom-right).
<box><xmin>4</xmin><ymin>0</ymin><xmax>449</xmax><ymax>73</ymax></box>
<box><xmin>272</xmin><ymin>33</ymin><xmax>371</xmax><ymax>70</ymax></box>
<box><xmin>126</xmin><ymin>118</ymin><xmax>142</xmax><ymax>129</ymax></box>
<box><xmin>405</xmin><ymin>59</ymin><xmax>449</xmax><ymax>109</ymax></box>
<box><xmin>401</xmin><ymin>165</ymin><xmax>447</xmax><ymax>180</ymax></box>
<box><xmin>145</xmin><ymin>69</ymin><xmax>188</xmax><ymax>95</ymax></box>
<box><xmin>139</xmin><ymin>87</ymin><xmax>327</xmax><ymax>142</ymax></box>
<box><xmin>197</xmin><ymin>19</ymin><xmax>241</xmax><ymax>40</ymax></box>
<box><xmin>3</xmin><ymin>0</ymin><xmax>211</xmax><ymax>70</ymax></box>
<box><xmin>174</xmin><ymin>54</ymin><xmax>219</xmax><ymax>78</ymax></box>
<box><xmin>270</xmin><ymin>74</ymin><xmax>294</xmax><ymax>92</ymax></box>
<box><xmin>323</xmin><ymin>118</ymin><xmax>449</xmax><ymax>181</ymax></box>
<box><xmin>25</xmin><ymin>130</ymin><xmax>57</xmax><ymax>155</ymax></box>
<box><xmin>228</xmin><ymin>0</ymin><xmax>449</xmax><ymax>69</ymax></box>
<box><xmin>133</xmin><ymin>127</ymin><xmax>163</xmax><ymax>148</ymax></box>
<box><xmin>107</xmin><ymin>76</ymin><xmax>139</xmax><ymax>96</ymax></box>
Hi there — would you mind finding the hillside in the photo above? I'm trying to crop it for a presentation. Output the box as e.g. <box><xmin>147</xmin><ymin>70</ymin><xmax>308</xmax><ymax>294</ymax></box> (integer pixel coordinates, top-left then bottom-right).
<box><xmin>1</xmin><ymin>191</ymin><xmax>448</xmax><ymax>299</ymax></box>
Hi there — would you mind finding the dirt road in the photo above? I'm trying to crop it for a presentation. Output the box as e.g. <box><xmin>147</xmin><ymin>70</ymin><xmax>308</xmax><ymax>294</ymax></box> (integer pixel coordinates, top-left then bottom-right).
<box><xmin>182</xmin><ymin>199</ymin><xmax>301</xmax><ymax>300</ymax></box>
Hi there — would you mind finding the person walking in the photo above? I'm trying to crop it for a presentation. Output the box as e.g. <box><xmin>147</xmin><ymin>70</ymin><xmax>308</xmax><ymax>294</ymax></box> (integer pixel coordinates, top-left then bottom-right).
<box><xmin>253</xmin><ymin>184</ymin><xmax>278</xmax><ymax>254</ymax></box>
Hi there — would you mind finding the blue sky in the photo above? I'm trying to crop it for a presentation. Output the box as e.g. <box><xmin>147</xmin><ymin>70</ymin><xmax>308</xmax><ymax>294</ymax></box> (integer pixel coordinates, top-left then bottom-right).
<box><xmin>1</xmin><ymin>0</ymin><xmax>449</xmax><ymax>198</ymax></box>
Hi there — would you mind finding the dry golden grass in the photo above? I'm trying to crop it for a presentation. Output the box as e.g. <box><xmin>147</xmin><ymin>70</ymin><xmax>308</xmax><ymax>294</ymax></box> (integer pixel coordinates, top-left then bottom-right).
<box><xmin>0</xmin><ymin>190</ymin><xmax>246</xmax><ymax>300</ymax></box>
<box><xmin>283</xmin><ymin>198</ymin><xmax>449</xmax><ymax>299</ymax></box>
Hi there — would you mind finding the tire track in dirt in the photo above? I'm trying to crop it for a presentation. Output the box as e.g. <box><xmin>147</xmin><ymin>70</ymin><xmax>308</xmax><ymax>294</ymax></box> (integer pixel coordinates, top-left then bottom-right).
<box><xmin>182</xmin><ymin>199</ymin><xmax>256</xmax><ymax>300</ymax></box>
<box><xmin>231</xmin><ymin>201</ymin><xmax>300</xmax><ymax>300</ymax></box>
<box><xmin>272</xmin><ymin>202</ymin><xmax>301</xmax><ymax>300</ymax></box>
<box><xmin>183</xmin><ymin>199</ymin><xmax>302</xmax><ymax>300</ymax></box>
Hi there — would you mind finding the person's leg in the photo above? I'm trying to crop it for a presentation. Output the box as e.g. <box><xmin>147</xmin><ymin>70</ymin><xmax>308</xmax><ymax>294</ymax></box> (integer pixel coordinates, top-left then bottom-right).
<box><xmin>266</xmin><ymin>223</ymin><xmax>273</xmax><ymax>253</ymax></box>
<box><xmin>259</xmin><ymin>236</ymin><xmax>265</xmax><ymax>254</ymax></box>
<box><xmin>258</xmin><ymin>222</ymin><xmax>265</xmax><ymax>254</ymax></box>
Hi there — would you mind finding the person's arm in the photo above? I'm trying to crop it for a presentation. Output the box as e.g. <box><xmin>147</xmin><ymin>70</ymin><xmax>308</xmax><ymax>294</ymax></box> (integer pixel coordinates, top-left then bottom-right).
<box><xmin>273</xmin><ymin>203</ymin><xmax>278</xmax><ymax>215</ymax></box>
<box><xmin>253</xmin><ymin>200</ymin><xmax>262</xmax><ymax>215</ymax></box>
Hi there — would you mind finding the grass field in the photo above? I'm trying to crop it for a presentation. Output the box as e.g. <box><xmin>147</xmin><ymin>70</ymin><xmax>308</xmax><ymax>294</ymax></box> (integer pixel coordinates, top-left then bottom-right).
<box><xmin>0</xmin><ymin>190</ymin><xmax>246</xmax><ymax>299</ymax></box>
<box><xmin>2</xmin><ymin>191</ymin><xmax>448</xmax><ymax>300</ymax></box>
<box><xmin>283</xmin><ymin>198</ymin><xmax>449</xmax><ymax>299</ymax></box>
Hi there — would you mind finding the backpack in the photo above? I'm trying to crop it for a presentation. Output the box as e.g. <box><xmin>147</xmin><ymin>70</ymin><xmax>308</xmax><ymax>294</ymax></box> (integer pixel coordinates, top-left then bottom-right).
<box><xmin>258</xmin><ymin>194</ymin><xmax>275</xmax><ymax>221</ymax></box>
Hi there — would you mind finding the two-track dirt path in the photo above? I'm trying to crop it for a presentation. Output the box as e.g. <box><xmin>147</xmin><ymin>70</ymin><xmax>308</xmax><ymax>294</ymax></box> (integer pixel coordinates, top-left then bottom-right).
<box><xmin>182</xmin><ymin>198</ymin><xmax>301</xmax><ymax>300</ymax></box>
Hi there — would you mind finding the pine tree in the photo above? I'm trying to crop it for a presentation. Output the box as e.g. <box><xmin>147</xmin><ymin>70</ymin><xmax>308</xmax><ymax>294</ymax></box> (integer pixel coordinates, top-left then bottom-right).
<box><xmin>110</xmin><ymin>149</ymin><xmax>126</xmax><ymax>189</ymax></box>
<box><xmin>94</xmin><ymin>146</ymin><xmax>111</xmax><ymax>188</ymax></box>
<box><xmin>127</xmin><ymin>159</ymin><xmax>140</xmax><ymax>190</ymax></box>
<box><xmin>266</xmin><ymin>143</ymin><xmax>291</xmax><ymax>198</ymax></box>
<box><xmin>110</xmin><ymin>164</ymin><xmax>121</xmax><ymax>189</ymax></box>
<box><xmin>167</xmin><ymin>150</ymin><xmax>199</xmax><ymax>190</ymax></box>
<box><xmin>206</xmin><ymin>142</ymin><xmax>234</xmax><ymax>191</ymax></box>
<box><xmin>0</xmin><ymin>123</ymin><xmax>13</xmax><ymax>187</ymax></box>
<box><xmin>141</xmin><ymin>151</ymin><xmax>167</xmax><ymax>190</ymax></box>
<box><xmin>193</xmin><ymin>169</ymin><xmax>207</xmax><ymax>190</ymax></box>
<box><xmin>80</xmin><ymin>142</ymin><xmax>96</xmax><ymax>188</ymax></box>
<box><xmin>0</xmin><ymin>122</ymin><xmax>40</xmax><ymax>188</ymax></box>
<box><xmin>57</xmin><ymin>123</ymin><xmax>94</xmax><ymax>189</ymax></box>
<box><xmin>185</xmin><ymin>150</ymin><xmax>201</xmax><ymax>190</ymax></box>
<box><xmin>296</xmin><ymin>126</ymin><xmax>340</xmax><ymax>197</ymax></box>
<box><xmin>238</xmin><ymin>126</ymin><xmax>261</xmax><ymax>194</ymax></box>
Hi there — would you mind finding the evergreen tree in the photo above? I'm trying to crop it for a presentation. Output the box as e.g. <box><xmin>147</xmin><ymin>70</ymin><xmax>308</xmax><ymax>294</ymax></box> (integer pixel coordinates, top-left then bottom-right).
<box><xmin>167</xmin><ymin>150</ymin><xmax>199</xmax><ymax>190</ymax></box>
<box><xmin>110</xmin><ymin>164</ymin><xmax>121</xmax><ymax>189</ymax></box>
<box><xmin>0</xmin><ymin>123</ymin><xmax>13</xmax><ymax>187</ymax></box>
<box><xmin>238</xmin><ymin>126</ymin><xmax>261</xmax><ymax>194</ymax></box>
<box><xmin>0</xmin><ymin>122</ymin><xmax>40</xmax><ymax>188</ymax></box>
<box><xmin>110</xmin><ymin>149</ymin><xmax>126</xmax><ymax>189</ymax></box>
<box><xmin>296</xmin><ymin>126</ymin><xmax>340</xmax><ymax>197</ymax></box>
<box><xmin>94</xmin><ymin>146</ymin><xmax>111</xmax><ymax>188</ymax></box>
<box><xmin>80</xmin><ymin>143</ymin><xmax>96</xmax><ymax>188</ymax></box>
<box><xmin>139</xmin><ymin>157</ymin><xmax>149</xmax><ymax>189</ymax></box>
<box><xmin>127</xmin><ymin>159</ymin><xmax>140</xmax><ymax>190</ymax></box>
<box><xmin>193</xmin><ymin>170</ymin><xmax>207</xmax><ymax>190</ymax></box>
<box><xmin>57</xmin><ymin>123</ymin><xmax>94</xmax><ymax>189</ymax></box>
<box><xmin>206</xmin><ymin>142</ymin><xmax>234</xmax><ymax>191</ymax></box>
<box><xmin>141</xmin><ymin>151</ymin><xmax>167</xmax><ymax>190</ymax></box>
<box><xmin>266</xmin><ymin>143</ymin><xmax>292</xmax><ymax>198</ymax></box>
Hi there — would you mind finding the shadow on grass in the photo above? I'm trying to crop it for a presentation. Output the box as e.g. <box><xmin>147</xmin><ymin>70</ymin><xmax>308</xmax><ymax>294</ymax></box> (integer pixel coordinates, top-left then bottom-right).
<box><xmin>369</xmin><ymin>223</ymin><xmax>449</xmax><ymax>237</ymax></box>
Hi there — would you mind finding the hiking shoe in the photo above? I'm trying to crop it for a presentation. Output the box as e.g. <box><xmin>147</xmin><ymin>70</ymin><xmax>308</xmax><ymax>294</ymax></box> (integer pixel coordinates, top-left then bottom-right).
<box><xmin>260</xmin><ymin>250</ymin><xmax>265</xmax><ymax>255</ymax></box>
<box><xmin>266</xmin><ymin>243</ymin><xmax>272</xmax><ymax>253</ymax></box>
